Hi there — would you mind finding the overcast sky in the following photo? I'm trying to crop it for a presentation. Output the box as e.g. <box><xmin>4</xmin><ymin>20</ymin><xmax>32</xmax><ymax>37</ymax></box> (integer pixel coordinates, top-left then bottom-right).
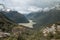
<box><xmin>0</xmin><ymin>0</ymin><xmax>60</xmax><ymax>14</ymax></box>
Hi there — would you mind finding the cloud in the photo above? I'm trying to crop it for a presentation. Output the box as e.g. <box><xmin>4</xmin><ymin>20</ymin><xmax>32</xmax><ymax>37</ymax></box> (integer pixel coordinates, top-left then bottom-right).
<box><xmin>50</xmin><ymin>7</ymin><xmax>55</xmax><ymax>9</ymax></box>
<box><xmin>55</xmin><ymin>4</ymin><xmax>60</xmax><ymax>10</ymax></box>
<box><xmin>28</xmin><ymin>6</ymin><xmax>43</xmax><ymax>12</ymax></box>
<box><xmin>0</xmin><ymin>0</ymin><xmax>60</xmax><ymax>14</ymax></box>
<box><xmin>18</xmin><ymin>11</ymin><xmax>30</xmax><ymax>14</ymax></box>
<box><xmin>43</xmin><ymin>7</ymin><xmax>50</xmax><ymax>12</ymax></box>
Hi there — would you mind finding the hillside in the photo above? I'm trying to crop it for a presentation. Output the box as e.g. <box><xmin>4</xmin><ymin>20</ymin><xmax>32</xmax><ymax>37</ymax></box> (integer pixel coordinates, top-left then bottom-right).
<box><xmin>1</xmin><ymin>11</ymin><xmax>29</xmax><ymax>23</ymax></box>
<box><xmin>26</xmin><ymin>8</ymin><xmax>60</xmax><ymax>28</ymax></box>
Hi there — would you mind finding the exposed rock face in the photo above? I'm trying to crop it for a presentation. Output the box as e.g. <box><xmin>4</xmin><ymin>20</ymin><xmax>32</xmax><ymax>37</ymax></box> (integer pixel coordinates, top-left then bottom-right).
<box><xmin>43</xmin><ymin>22</ymin><xmax>60</xmax><ymax>37</ymax></box>
<box><xmin>0</xmin><ymin>31</ymin><xmax>10</xmax><ymax>38</ymax></box>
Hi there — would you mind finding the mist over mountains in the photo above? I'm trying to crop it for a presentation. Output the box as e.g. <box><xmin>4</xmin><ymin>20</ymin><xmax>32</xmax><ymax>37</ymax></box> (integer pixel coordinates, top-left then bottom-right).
<box><xmin>26</xmin><ymin>6</ymin><xmax>60</xmax><ymax>28</ymax></box>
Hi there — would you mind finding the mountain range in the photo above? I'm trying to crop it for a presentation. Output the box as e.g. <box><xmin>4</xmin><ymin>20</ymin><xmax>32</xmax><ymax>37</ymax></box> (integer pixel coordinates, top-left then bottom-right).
<box><xmin>26</xmin><ymin>7</ymin><xmax>60</xmax><ymax>29</ymax></box>
<box><xmin>1</xmin><ymin>10</ymin><xmax>29</xmax><ymax>23</ymax></box>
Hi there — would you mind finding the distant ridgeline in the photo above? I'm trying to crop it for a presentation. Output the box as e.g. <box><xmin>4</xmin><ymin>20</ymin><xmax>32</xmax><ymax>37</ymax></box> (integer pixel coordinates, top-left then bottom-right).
<box><xmin>27</xmin><ymin>6</ymin><xmax>60</xmax><ymax>28</ymax></box>
<box><xmin>0</xmin><ymin>10</ymin><xmax>29</xmax><ymax>32</ymax></box>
